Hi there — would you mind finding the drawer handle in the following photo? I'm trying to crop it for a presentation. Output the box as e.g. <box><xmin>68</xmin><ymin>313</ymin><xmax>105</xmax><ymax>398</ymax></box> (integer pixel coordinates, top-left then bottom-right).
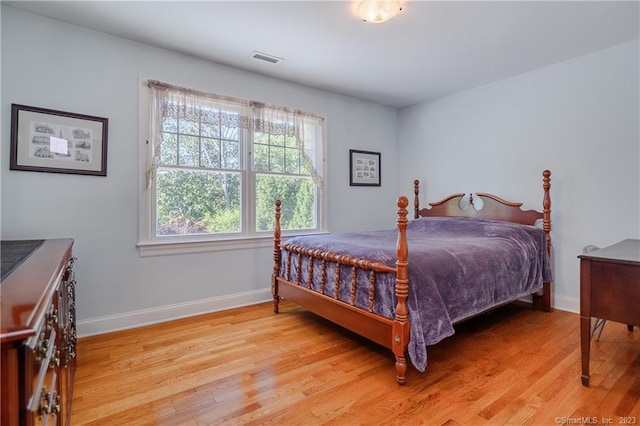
<box><xmin>38</xmin><ymin>390</ymin><xmax>60</xmax><ymax>417</ymax></box>
<box><xmin>47</xmin><ymin>305</ymin><xmax>59</xmax><ymax>327</ymax></box>
<box><xmin>35</xmin><ymin>332</ymin><xmax>48</xmax><ymax>363</ymax></box>
<box><xmin>49</xmin><ymin>348</ymin><xmax>60</xmax><ymax>369</ymax></box>
<box><xmin>51</xmin><ymin>392</ymin><xmax>61</xmax><ymax>415</ymax></box>
<box><xmin>68</xmin><ymin>328</ymin><xmax>77</xmax><ymax>359</ymax></box>
<box><xmin>37</xmin><ymin>387</ymin><xmax>48</xmax><ymax>417</ymax></box>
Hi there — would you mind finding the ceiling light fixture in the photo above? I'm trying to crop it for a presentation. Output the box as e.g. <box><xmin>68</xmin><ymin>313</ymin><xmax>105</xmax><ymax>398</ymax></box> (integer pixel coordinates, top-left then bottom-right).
<box><xmin>357</xmin><ymin>0</ymin><xmax>403</xmax><ymax>24</ymax></box>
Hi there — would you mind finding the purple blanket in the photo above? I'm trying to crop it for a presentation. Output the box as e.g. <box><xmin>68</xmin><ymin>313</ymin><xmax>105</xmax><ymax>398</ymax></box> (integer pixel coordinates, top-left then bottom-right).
<box><xmin>281</xmin><ymin>217</ymin><xmax>552</xmax><ymax>372</ymax></box>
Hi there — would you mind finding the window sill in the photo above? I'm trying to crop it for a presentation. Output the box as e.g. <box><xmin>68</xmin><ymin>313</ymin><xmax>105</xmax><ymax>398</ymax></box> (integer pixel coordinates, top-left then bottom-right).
<box><xmin>137</xmin><ymin>231</ymin><xmax>328</xmax><ymax>257</ymax></box>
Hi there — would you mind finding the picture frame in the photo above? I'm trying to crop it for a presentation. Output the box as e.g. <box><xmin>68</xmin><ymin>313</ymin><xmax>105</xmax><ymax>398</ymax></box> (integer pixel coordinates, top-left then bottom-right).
<box><xmin>10</xmin><ymin>104</ymin><xmax>108</xmax><ymax>176</ymax></box>
<box><xmin>349</xmin><ymin>149</ymin><xmax>381</xmax><ymax>186</ymax></box>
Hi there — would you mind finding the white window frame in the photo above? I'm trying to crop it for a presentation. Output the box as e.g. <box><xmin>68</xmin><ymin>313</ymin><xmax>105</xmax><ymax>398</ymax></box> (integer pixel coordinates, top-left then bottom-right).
<box><xmin>137</xmin><ymin>80</ymin><xmax>327</xmax><ymax>257</ymax></box>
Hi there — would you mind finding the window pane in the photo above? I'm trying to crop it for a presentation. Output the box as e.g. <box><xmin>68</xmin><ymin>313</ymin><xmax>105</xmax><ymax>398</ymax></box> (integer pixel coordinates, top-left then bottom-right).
<box><xmin>254</xmin><ymin>144</ymin><xmax>269</xmax><ymax>172</ymax></box>
<box><xmin>200</xmin><ymin>109</ymin><xmax>218</xmax><ymax>132</ymax></box>
<box><xmin>201</xmin><ymin>122</ymin><xmax>219</xmax><ymax>138</ymax></box>
<box><xmin>254</xmin><ymin>131</ymin><xmax>267</xmax><ymax>145</ymax></box>
<box><xmin>270</xmin><ymin>134</ymin><xmax>285</xmax><ymax>147</ymax></box>
<box><xmin>156</xmin><ymin>169</ymin><xmax>241</xmax><ymax>235</ymax></box>
<box><xmin>284</xmin><ymin>134</ymin><xmax>297</xmax><ymax>148</ymax></box>
<box><xmin>300</xmin><ymin>154</ymin><xmax>313</xmax><ymax>175</ymax></box>
<box><xmin>221</xmin><ymin>140</ymin><xmax>240</xmax><ymax>170</ymax></box>
<box><xmin>178</xmin><ymin>135</ymin><xmax>199</xmax><ymax>167</ymax></box>
<box><xmin>162</xmin><ymin>117</ymin><xmax>178</xmax><ymax>133</ymax></box>
<box><xmin>270</xmin><ymin>146</ymin><xmax>284</xmax><ymax>173</ymax></box>
<box><xmin>255</xmin><ymin>174</ymin><xmax>315</xmax><ymax>231</ymax></box>
<box><xmin>179</xmin><ymin>119</ymin><xmax>200</xmax><ymax>136</ymax></box>
<box><xmin>220</xmin><ymin>113</ymin><xmax>239</xmax><ymax>140</ymax></box>
<box><xmin>201</xmin><ymin>138</ymin><xmax>220</xmax><ymax>168</ymax></box>
<box><xmin>160</xmin><ymin>133</ymin><xmax>178</xmax><ymax>165</ymax></box>
<box><xmin>284</xmin><ymin>147</ymin><xmax>300</xmax><ymax>174</ymax></box>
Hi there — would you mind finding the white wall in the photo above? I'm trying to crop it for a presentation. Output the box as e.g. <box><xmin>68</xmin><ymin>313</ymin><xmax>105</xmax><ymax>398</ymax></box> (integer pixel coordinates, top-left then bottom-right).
<box><xmin>399</xmin><ymin>40</ymin><xmax>640</xmax><ymax>312</ymax></box>
<box><xmin>1</xmin><ymin>8</ymin><xmax>399</xmax><ymax>335</ymax></box>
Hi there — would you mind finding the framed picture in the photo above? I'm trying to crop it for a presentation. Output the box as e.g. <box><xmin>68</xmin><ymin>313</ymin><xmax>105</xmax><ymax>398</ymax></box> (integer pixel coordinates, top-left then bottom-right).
<box><xmin>349</xmin><ymin>149</ymin><xmax>381</xmax><ymax>186</ymax></box>
<box><xmin>10</xmin><ymin>104</ymin><xmax>108</xmax><ymax>176</ymax></box>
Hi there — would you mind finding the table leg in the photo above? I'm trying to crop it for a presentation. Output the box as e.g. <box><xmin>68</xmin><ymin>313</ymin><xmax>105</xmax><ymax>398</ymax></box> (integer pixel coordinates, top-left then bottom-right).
<box><xmin>580</xmin><ymin>315</ymin><xmax>591</xmax><ymax>386</ymax></box>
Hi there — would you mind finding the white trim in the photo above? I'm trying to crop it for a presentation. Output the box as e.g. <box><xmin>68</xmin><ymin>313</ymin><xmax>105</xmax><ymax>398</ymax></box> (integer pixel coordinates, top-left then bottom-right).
<box><xmin>137</xmin><ymin>235</ymin><xmax>274</xmax><ymax>257</ymax></box>
<box><xmin>551</xmin><ymin>293</ymin><xmax>579</xmax><ymax>314</ymax></box>
<box><xmin>76</xmin><ymin>288</ymin><xmax>272</xmax><ymax>337</ymax></box>
<box><xmin>518</xmin><ymin>291</ymin><xmax>578</xmax><ymax>314</ymax></box>
<box><xmin>138</xmin><ymin>79</ymin><xmax>328</xmax><ymax>255</ymax></box>
<box><xmin>137</xmin><ymin>231</ymin><xmax>328</xmax><ymax>257</ymax></box>
<box><xmin>77</xmin><ymin>287</ymin><xmax>579</xmax><ymax>338</ymax></box>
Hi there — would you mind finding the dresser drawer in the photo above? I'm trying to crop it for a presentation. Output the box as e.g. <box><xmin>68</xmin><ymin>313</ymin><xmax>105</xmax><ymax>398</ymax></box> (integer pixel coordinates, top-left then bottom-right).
<box><xmin>25</xmin><ymin>290</ymin><xmax>61</xmax><ymax>423</ymax></box>
<box><xmin>1</xmin><ymin>239</ymin><xmax>75</xmax><ymax>426</ymax></box>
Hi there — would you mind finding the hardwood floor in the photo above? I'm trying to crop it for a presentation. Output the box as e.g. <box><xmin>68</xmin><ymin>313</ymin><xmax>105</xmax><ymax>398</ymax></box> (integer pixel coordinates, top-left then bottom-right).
<box><xmin>71</xmin><ymin>301</ymin><xmax>639</xmax><ymax>425</ymax></box>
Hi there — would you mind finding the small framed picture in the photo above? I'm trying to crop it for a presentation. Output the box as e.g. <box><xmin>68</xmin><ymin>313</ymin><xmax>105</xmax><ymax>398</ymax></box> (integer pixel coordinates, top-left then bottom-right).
<box><xmin>10</xmin><ymin>104</ymin><xmax>108</xmax><ymax>176</ymax></box>
<box><xmin>349</xmin><ymin>149</ymin><xmax>381</xmax><ymax>187</ymax></box>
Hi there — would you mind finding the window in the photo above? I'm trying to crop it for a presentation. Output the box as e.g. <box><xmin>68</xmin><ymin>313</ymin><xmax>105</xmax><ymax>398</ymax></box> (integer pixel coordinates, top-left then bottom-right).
<box><xmin>139</xmin><ymin>81</ymin><xmax>325</xmax><ymax>255</ymax></box>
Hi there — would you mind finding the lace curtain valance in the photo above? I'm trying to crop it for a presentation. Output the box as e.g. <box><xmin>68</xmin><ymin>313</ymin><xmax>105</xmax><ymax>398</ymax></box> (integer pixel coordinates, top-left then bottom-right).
<box><xmin>145</xmin><ymin>80</ymin><xmax>324</xmax><ymax>192</ymax></box>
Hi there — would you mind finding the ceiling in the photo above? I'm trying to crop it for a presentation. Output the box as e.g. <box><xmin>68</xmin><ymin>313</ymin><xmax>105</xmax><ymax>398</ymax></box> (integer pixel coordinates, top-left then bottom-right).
<box><xmin>3</xmin><ymin>1</ymin><xmax>639</xmax><ymax>108</ymax></box>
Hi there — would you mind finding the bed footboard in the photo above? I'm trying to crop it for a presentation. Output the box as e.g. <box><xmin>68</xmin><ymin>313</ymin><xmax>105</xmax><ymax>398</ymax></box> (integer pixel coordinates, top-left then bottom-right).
<box><xmin>272</xmin><ymin>197</ymin><xmax>411</xmax><ymax>385</ymax></box>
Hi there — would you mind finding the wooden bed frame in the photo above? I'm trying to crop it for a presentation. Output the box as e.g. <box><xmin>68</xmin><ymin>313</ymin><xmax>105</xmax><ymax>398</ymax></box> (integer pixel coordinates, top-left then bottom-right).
<box><xmin>271</xmin><ymin>170</ymin><xmax>552</xmax><ymax>385</ymax></box>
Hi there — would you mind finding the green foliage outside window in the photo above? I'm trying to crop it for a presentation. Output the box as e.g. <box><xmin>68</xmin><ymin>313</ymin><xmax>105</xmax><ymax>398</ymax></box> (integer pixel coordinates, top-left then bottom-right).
<box><xmin>255</xmin><ymin>175</ymin><xmax>315</xmax><ymax>232</ymax></box>
<box><xmin>156</xmin><ymin>170</ymin><xmax>240</xmax><ymax>235</ymax></box>
<box><xmin>155</xmin><ymin>106</ymin><xmax>319</xmax><ymax>237</ymax></box>
<box><xmin>156</xmin><ymin>171</ymin><xmax>315</xmax><ymax>235</ymax></box>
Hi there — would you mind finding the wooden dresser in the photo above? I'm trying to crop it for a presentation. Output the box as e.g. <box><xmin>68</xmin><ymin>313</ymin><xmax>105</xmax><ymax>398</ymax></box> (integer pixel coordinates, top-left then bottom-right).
<box><xmin>1</xmin><ymin>239</ymin><xmax>77</xmax><ymax>425</ymax></box>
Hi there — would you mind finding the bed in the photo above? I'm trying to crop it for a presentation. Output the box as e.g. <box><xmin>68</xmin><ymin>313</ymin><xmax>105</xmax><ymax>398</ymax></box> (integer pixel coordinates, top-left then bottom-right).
<box><xmin>271</xmin><ymin>170</ymin><xmax>552</xmax><ymax>385</ymax></box>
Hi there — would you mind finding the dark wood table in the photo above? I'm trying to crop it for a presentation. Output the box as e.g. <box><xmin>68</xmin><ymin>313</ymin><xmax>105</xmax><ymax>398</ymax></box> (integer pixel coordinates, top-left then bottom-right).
<box><xmin>578</xmin><ymin>238</ymin><xmax>640</xmax><ymax>386</ymax></box>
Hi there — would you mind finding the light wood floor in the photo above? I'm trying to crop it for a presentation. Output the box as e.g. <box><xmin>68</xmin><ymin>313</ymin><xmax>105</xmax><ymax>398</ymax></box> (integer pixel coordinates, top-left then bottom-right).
<box><xmin>71</xmin><ymin>301</ymin><xmax>639</xmax><ymax>425</ymax></box>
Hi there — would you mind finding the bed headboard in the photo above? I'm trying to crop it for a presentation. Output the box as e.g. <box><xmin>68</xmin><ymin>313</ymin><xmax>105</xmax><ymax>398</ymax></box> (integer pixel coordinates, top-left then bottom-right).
<box><xmin>413</xmin><ymin>170</ymin><xmax>552</xmax><ymax>312</ymax></box>
<box><xmin>413</xmin><ymin>170</ymin><xmax>551</xmax><ymax>229</ymax></box>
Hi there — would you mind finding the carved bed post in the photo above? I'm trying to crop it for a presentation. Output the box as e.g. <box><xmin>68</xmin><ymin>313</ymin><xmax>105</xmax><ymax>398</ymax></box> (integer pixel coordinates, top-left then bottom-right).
<box><xmin>272</xmin><ymin>200</ymin><xmax>282</xmax><ymax>313</ymax></box>
<box><xmin>413</xmin><ymin>180</ymin><xmax>420</xmax><ymax>219</ymax></box>
<box><xmin>542</xmin><ymin>170</ymin><xmax>552</xmax><ymax>311</ymax></box>
<box><xmin>534</xmin><ymin>170</ymin><xmax>553</xmax><ymax>312</ymax></box>
<box><xmin>393</xmin><ymin>196</ymin><xmax>411</xmax><ymax>385</ymax></box>
<box><xmin>542</xmin><ymin>170</ymin><xmax>552</xmax><ymax>258</ymax></box>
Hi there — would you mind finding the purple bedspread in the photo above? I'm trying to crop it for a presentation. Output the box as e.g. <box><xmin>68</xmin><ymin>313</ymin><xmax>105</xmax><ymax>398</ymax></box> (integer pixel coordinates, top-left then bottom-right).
<box><xmin>281</xmin><ymin>217</ymin><xmax>552</xmax><ymax>372</ymax></box>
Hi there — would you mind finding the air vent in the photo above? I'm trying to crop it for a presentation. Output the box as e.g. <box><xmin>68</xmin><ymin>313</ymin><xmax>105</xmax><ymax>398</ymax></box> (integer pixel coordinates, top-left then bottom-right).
<box><xmin>251</xmin><ymin>51</ymin><xmax>283</xmax><ymax>64</ymax></box>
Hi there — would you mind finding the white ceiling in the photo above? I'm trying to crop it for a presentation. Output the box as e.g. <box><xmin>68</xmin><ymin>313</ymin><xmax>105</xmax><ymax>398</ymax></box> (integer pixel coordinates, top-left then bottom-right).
<box><xmin>3</xmin><ymin>1</ymin><xmax>639</xmax><ymax>108</ymax></box>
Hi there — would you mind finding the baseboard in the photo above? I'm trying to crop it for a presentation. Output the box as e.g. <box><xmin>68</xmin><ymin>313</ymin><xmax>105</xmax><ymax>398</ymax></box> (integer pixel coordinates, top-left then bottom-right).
<box><xmin>520</xmin><ymin>293</ymin><xmax>579</xmax><ymax>314</ymax></box>
<box><xmin>77</xmin><ymin>288</ymin><xmax>272</xmax><ymax>337</ymax></box>
<box><xmin>77</xmin><ymin>289</ymin><xmax>580</xmax><ymax>338</ymax></box>
<box><xmin>551</xmin><ymin>293</ymin><xmax>579</xmax><ymax>314</ymax></box>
